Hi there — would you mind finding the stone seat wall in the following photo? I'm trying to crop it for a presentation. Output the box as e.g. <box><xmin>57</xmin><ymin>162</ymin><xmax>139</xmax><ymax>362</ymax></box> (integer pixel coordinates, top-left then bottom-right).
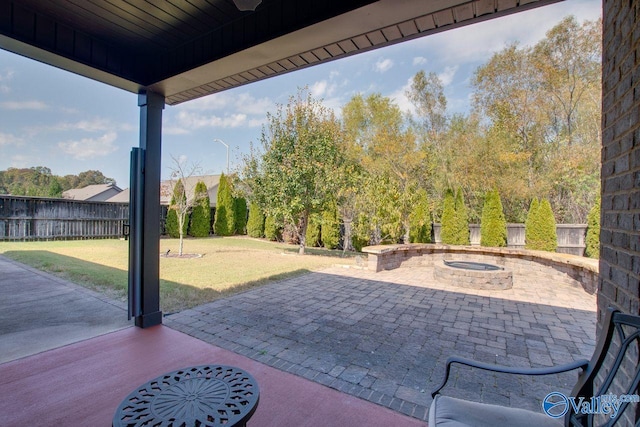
<box><xmin>362</xmin><ymin>244</ymin><xmax>599</xmax><ymax>295</ymax></box>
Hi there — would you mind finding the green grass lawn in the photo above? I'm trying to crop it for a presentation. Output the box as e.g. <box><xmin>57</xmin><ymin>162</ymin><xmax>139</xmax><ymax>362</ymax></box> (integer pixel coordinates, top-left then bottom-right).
<box><xmin>0</xmin><ymin>237</ymin><xmax>356</xmax><ymax>313</ymax></box>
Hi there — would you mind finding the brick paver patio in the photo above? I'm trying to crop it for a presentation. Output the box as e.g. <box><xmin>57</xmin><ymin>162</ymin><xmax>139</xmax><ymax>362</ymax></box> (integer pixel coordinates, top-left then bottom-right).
<box><xmin>166</xmin><ymin>264</ymin><xmax>596</xmax><ymax>422</ymax></box>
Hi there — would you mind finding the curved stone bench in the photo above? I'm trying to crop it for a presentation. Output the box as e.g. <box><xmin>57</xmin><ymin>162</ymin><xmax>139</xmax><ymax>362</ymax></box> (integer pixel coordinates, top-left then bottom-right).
<box><xmin>361</xmin><ymin>244</ymin><xmax>599</xmax><ymax>294</ymax></box>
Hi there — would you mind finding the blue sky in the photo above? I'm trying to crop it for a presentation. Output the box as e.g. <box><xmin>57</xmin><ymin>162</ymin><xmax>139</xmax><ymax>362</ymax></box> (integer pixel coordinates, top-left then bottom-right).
<box><xmin>0</xmin><ymin>0</ymin><xmax>601</xmax><ymax>189</ymax></box>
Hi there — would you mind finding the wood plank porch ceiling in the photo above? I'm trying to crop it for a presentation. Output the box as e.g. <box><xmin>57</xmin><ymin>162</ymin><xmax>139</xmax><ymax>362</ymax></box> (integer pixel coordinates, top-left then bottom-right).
<box><xmin>0</xmin><ymin>0</ymin><xmax>560</xmax><ymax>105</ymax></box>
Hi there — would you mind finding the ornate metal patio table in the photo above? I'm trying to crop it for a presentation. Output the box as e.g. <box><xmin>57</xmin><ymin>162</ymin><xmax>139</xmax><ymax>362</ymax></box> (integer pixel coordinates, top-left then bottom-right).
<box><xmin>113</xmin><ymin>365</ymin><xmax>260</xmax><ymax>427</ymax></box>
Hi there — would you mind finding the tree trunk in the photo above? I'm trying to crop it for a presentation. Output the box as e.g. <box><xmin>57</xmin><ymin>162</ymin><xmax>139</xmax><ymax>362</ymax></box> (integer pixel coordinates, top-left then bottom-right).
<box><xmin>342</xmin><ymin>219</ymin><xmax>354</xmax><ymax>253</ymax></box>
<box><xmin>179</xmin><ymin>232</ymin><xmax>184</xmax><ymax>256</ymax></box>
<box><xmin>297</xmin><ymin>212</ymin><xmax>308</xmax><ymax>255</ymax></box>
<box><xmin>402</xmin><ymin>220</ymin><xmax>411</xmax><ymax>244</ymax></box>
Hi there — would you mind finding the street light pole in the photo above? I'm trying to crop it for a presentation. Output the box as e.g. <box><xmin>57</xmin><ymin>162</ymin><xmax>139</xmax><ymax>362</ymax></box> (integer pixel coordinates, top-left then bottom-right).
<box><xmin>213</xmin><ymin>138</ymin><xmax>229</xmax><ymax>174</ymax></box>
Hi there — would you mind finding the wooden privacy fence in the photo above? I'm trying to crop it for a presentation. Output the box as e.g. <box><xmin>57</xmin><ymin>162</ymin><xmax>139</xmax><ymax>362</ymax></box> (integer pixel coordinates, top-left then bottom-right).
<box><xmin>432</xmin><ymin>223</ymin><xmax>587</xmax><ymax>256</ymax></box>
<box><xmin>0</xmin><ymin>195</ymin><xmax>129</xmax><ymax>241</ymax></box>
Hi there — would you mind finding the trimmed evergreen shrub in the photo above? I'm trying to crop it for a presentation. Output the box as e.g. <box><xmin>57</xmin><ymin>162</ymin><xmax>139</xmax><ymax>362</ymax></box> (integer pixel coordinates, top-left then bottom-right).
<box><xmin>234</xmin><ymin>197</ymin><xmax>248</xmax><ymax>235</ymax></box>
<box><xmin>585</xmin><ymin>196</ymin><xmax>600</xmax><ymax>258</ymax></box>
<box><xmin>214</xmin><ymin>174</ymin><xmax>235</xmax><ymax>236</ymax></box>
<box><xmin>189</xmin><ymin>181</ymin><xmax>210</xmax><ymax>237</ymax></box>
<box><xmin>264</xmin><ymin>215</ymin><xmax>282</xmax><ymax>241</ymax></box>
<box><xmin>537</xmin><ymin>199</ymin><xmax>557</xmax><ymax>252</ymax></box>
<box><xmin>480</xmin><ymin>189</ymin><xmax>507</xmax><ymax>247</ymax></box>
<box><xmin>526</xmin><ymin>198</ymin><xmax>557</xmax><ymax>251</ymax></box>
<box><xmin>305</xmin><ymin>214</ymin><xmax>322</xmax><ymax>247</ymax></box>
<box><xmin>165</xmin><ymin>207</ymin><xmax>180</xmax><ymax>238</ymax></box>
<box><xmin>440</xmin><ymin>189</ymin><xmax>456</xmax><ymax>244</ymax></box>
<box><xmin>246</xmin><ymin>202</ymin><xmax>265</xmax><ymax>238</ymax></box>
<box><xmin>322</xmin><ymin>202</ymin><xmax>340</xmax><ymax>250</ymax></box>
<box><xmin>454</xmin><ymin>189</ymin><xmax>470</xmax><ymax>245</ymax></box>
<box><xmin>409</xmin><ymin>189</ymin><xmax>431</xmax><ymax>243</ymax></box>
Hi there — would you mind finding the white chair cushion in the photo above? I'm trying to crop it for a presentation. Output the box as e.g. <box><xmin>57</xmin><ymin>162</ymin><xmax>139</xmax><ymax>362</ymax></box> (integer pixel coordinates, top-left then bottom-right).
<box><xmin>429</xmin><ymin>395</ymin><xmax>562</xmax><ymax>427</ymax></box>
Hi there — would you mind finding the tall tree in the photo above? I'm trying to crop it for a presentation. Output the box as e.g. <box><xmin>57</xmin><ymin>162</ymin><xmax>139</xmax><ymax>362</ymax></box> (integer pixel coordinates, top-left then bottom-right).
<box><xmin>342</xmin><ymin>93</ymin><xmax>426</xmax><ymax>244</ymax></box>
<box><xmin>241</xmin><ymin>88</ymin><xmax>342</xmax><ymax>254</ymax></box>
<box><xmin>470</xmin><ymin>16</ymin><xmax>601</xmax><ymax>223</ymax></box>
<box><xmin>165</xmin><ymin>156</ymin><xmax>200</xmax><ymax>255</ymax></box>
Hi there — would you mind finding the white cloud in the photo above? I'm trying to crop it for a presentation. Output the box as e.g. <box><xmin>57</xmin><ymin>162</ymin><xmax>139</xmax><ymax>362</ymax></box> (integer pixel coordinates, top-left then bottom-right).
<box><xmin>0</xmin><ymin>70</ymin><xmax>13</xmax><ymax>94</ymax></box>
<box><xmin>310</xmin><ymin>80</ymin><xmax>338</xmax><ymax>99</ymax></box>
<box><xmin>163</xmin><ymin>125</ymin><xmax>190</xmax><ymax>135</ymax></box>
<box><xmin>52</xmin><ymin>118</ymin><xmax>111</xmax><ymax>132</ymax></box>
<box><xmin>10</xmin><ymin>154</ymin><xmax>29</xmax><ymax>168</ymax></box>
<box><xmin>170</xmin><ymin>91</ymin><xmax>273</xmax><ymax>133</ymax></box>
<box><xmin>374</xmin><ymin>58</ymin><xmax>394</xmax><ymax>73</ymax></box>
<box><xmin>182</xmin><ymin>91</ymin><xmax>273</xmax><ymax>115</ymax></box>
<box><xmin>389</xmin><ymin>77</ymin><xmax>415</xmax><ymax>115</ymax></box>
<box><xmin>0</xmin><ymin>100</ymin><xmax>47</xmax><ymax>110</ymax></box>
<box><xmin>438</xmin><ymin>65</ymin><xmax>459</xmax><ymax>87</ymax></box>
<box><xmin>176</xmin><ymin>111</ymin><xmax>249</xmax><ymax>129</ymax></box>
<box><xmin>58</xmin><ymin>131</ymin><xmax>118</xmax><ymax>160</ymax></box>
<box><xmin>413</xmin><ymin>56</ymin><xmax>428</xmax><ymax>66</ymax></box>
<box><xmin>408</xmin><ymin>0</ymin><xmax>601</xmax><ymax>66</ymax></box>
<box><xmin>0</xmin><ymin>132</ymin><xmax>22</xmax><ymax>146</ymax></box>
<box><xmin>234</xmin><ymin>93</ymin><xmax>274</xmax><ymax>116</ymax></box>
<box><xmin>311</xmin><ymin>80</ymin><xmax>328</xmax><ymax>97</ymax></box>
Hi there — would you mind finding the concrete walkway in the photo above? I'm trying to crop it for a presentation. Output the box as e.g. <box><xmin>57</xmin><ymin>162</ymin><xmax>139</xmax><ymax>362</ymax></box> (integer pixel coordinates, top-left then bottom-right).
<box><xmin>0</xmin><ymin>255</ymin><xmax>131</xmax><ymax>364</ymax></box>
<box><xmin>166</xmin><ymin>264</ymin><xmax>597</xmax><ymax>423</ymax></box>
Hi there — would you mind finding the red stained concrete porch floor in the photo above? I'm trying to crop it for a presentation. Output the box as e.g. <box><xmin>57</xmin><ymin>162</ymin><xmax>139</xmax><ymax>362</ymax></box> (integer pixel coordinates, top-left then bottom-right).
<box><xmin>0</xmin><ymin>325</ymin><xmax>427</xmax><ymax>427</ymax></box>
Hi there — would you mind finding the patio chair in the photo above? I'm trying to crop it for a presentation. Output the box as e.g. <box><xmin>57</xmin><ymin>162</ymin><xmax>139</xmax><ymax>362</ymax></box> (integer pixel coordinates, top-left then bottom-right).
<box><xmin>430</xmin><ymin>307</ymin><xmax>640</xmax><ymax>426</ymax></box>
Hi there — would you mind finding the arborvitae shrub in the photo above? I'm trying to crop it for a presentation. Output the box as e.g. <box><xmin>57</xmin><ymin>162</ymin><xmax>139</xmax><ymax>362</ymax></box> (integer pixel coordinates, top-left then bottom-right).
<box><xmin>526</xmin><ymin>198</ymin><xmax>557</xmax><ymax>251</ymax></box>
<box><xmin>189</xmin><ymin>181</ymin><xmax>210</xmax><ymax>237</ymax></box>
<box><xmin>585</xmin><ymin>196</ymin><xmax>600</xmax><ymax>258</ymax></box>
<box><xmin>246</xmin><ymin>202</ymin><xmax>265</xmax><ymax>238</ymax></box>
<box><xmin>410</xmin><ymin>189</ymin><xmax>431</xmax><ymax>243</ymax></box>
<box><xmin>480</xmin><ymin>189</ymin><xmax>507</xmax><ymax>247</ymax></box>
<box><xmin>214</xmin><ymin>174</ymin><xmax>234</xmax><ymax>236</ymax></box>
<box><xmin>264</xmin><ymin>215</ymin><xmax>282</xmax><ymax>241</ymax></box>
<box><xmin>322</xmin><ymin>202</ymin><xmax>340</xmax><ymax>250</ymax></box>
<box><xmin>525</xmin><ymin>198</ymin><xmax>540</xmax><ymax>250</ymax></box>
<box><xmin>305</xmin><ymin>214</ymin><xmax>322</xmax><ymax>247</ymax></box>
<box><xmin>165</xmin><ymin>206</ymin><xmax>179</xmax><ymax>238</ymax></box>
<box><xmin>234</xmin><ymin>197</ymin><xmax>248</xmax><ymax>235</ymax></box>
<box><xmin>440</xmin><ymin>189</ymin><xmax>456</xmax><ymax>244</ymax></box>
<box><xmin>537</xmin><ymin>199</ymin><xmax>557</xmax><ymax>252</ymax></box>
<box><xmin>454</xmin><ymin>189</ymin><xmax>470</xmax><ymax>245</ymax></box>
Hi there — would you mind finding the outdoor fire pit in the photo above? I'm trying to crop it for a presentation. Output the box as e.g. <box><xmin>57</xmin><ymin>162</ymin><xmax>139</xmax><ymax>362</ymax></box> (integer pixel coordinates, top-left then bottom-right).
<box><xmin>434</xmin><ymin>260</ymin><xmax>513</xmax><ymax>290</ymax></box>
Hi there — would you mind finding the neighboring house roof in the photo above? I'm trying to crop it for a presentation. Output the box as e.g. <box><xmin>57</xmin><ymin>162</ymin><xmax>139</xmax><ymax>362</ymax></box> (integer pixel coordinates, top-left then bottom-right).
<box><xmin>160</xmin><ymin>175</ymin><xmax>220</xmax><ymax>208</ymax></box>
<box><xmin>106</xmin><ymin>188</ymin><xmax>130</xmax><ymax>203</ymax></box>
<box><xmin>62</xmin><ymin>183</ymin><xmax>123</xmax><ymax>202</ymax></box>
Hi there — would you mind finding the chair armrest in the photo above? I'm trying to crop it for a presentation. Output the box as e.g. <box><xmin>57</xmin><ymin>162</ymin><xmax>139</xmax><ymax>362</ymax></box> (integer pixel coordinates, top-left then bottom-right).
<box><xmin>431</xmin><ymin>356</ymin><xmax>589</xmax><ymax>398</ymax></box>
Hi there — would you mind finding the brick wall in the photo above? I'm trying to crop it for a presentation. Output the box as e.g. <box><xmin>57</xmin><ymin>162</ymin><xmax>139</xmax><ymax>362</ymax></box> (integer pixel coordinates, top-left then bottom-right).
<box><xmin>600</xmin><ymin>0</ymin><xmax>640</xmax><ymax>324</ymax></box>
<box><xmin>600</xmin><ymin>0</ymin><xmax>639</xmax><ymax>424</ymax></box>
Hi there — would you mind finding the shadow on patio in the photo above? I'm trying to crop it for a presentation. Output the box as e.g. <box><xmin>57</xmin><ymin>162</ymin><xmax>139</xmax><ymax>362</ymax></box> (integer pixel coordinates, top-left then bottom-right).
<box><xmin>0</xmin><ymin>258</ymin><xmax>596</xmax><ymax>425</ymax></box>
<box><xmin>165</xmin><ymin>266</ymin><xmax>597</xmax><ymax>422</ymax></box>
